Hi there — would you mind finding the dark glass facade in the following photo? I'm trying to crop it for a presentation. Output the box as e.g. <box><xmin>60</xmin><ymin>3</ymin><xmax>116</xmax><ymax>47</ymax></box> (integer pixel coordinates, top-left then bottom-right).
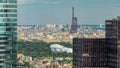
<box><xmin>73</xmin><ymin>38</ymin><xmax>117</xmax><ymax>68</ymax></box>
<box><xmin>106</xmin><ymin>17</ymin><xmax>120</xmax><ymax>68</ymax></box>
<box><xmin>0</xmin><ymin>0</ymin><xmax>17</xmax><ymax>68</ymax></box>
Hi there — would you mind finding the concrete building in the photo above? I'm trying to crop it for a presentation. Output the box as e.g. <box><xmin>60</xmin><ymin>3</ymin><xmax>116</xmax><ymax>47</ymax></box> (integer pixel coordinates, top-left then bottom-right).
<box><xmin>0</xmin><ymin>0</ymin><xmax>17</xmax><ymax>68</ymax></box>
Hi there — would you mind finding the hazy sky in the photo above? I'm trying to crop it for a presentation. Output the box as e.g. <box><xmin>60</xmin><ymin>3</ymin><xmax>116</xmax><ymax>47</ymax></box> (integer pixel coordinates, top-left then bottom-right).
<box><xmin>18</xmin><ymin>0</ymin><xmax>120</xmax><ymax>25</ymax></box>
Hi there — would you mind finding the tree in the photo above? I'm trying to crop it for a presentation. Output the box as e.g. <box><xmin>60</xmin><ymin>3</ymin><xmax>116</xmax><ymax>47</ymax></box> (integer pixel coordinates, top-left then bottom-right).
<box><xmin>24</xmin><ymin>62</ymin><xmax>30</xmax><ymax>68</ymax></box>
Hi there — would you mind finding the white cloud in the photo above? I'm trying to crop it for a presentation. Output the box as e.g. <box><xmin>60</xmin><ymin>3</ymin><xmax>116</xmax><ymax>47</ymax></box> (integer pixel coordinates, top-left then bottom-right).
<box><xmin>18</xmin><ymin>0</ymin><xmax>36</xmax><ymax>4</ymax></box>
<box><xmin>18</xmin><ymin>0</ymin><xmax>61</xmax><ymax>5</ymax></box>
<box><xmin>73</xmin><ymin>0</ymin><xmax>78</xmax><ymax>4</ymax></box>
<box><xmin>39</xmin><ymin>0</ymin><xmax>61</xmax><ymax>5</ymax></box>
<box><xmin>42</xmin><ymin>1</ymin><xmax>60</xmax><ymax>4</ymax></box>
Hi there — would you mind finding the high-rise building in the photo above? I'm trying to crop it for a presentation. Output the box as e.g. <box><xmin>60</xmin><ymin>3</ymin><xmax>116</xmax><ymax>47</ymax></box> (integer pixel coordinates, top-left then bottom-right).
<box><xmin>70</xmin><ymin>7</ymin><xmax>77</xmax><ymax>33</ymax></box>
<box><xmin>0</xmin><ymin>0</ymin><xmax>17</xmax><ymax>68</ymax></box>
<box><xmin>73</xmin><ymin>38</ymin><xmax>117</xmax><ymax>68</ymax></box>
<box><xmin>105</xmin><ymin>16</ymin><xmax>120</xmax><ymax>68</ymax></box>
<box><xmin>73</xmin><ymin>17</ymin><xmax>120</xmax><ymax>68</ymax></box>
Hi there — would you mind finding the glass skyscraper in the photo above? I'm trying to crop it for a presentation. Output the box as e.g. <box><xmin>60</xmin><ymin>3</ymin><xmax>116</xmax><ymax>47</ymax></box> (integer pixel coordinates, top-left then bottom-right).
<box><xmin>0</xmin><ymin>0</ymin><xmax>17</xmax><ymax>68</ymax></box>
<box><xmin>73</xmin><ymin>17</ymin><xmax>120</xmax><ymax>68</ymax></box>
<box><xmin>106</xmin><ymin>16</ymin><xmax>120</xmax><ymax>68</ymax></box>
<box><xmin>73</xmin><ymin>38</ymin><xmax>117</xmax><ymax>68</ymax></box>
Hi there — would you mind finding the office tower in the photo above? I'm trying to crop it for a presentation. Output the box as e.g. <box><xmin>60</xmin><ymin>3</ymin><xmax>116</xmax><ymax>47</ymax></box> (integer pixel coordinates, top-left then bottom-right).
<box><xmin>70</xmin><ymin>7</ymin><xmax>77</xmax><ymax>33</ymax></box>
<box><xmin>0</xmin><ymin>0</ymin><xmax>17</xmax><ymax>68</ymax></box>
<box><xmin>106</xmin><ymin>16</ymin><xmax>120</xmax><ymax>68</ymax></box>
<box><xmin>73</xmin><ymin>38</ymin><xmax>117</xmax><ymax>68</ymax></box>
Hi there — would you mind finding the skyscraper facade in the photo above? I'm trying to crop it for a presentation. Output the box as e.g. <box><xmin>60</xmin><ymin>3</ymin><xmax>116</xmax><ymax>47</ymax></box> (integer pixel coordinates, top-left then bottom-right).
<box><xmin>106</xmin><ymin>17</ymin><xmax>120</xmax><ymax>68</ymax></box>
<box><xmin>73</xmin><ymin>38</ymin><xmax>117</xmax><ymax>68</ymax></box>
<box><xmin>0</xmin><ymin>0</ymin><xmax>17</xmax><ymax>68</ymax></box>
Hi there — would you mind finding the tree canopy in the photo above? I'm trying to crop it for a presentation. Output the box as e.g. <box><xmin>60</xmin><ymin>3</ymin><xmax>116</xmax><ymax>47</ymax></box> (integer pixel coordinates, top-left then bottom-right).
<box><xmin>17</xmin><ymin>40</ymin><xmax>72</xmax><ymax>58</ymax></box>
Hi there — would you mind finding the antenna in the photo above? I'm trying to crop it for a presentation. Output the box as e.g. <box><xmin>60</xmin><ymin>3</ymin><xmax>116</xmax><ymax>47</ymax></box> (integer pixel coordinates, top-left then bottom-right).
<box><xmin>72</xmin><ymin>6</ymin><xmax>74</xmax><ymax>24</ymax></box>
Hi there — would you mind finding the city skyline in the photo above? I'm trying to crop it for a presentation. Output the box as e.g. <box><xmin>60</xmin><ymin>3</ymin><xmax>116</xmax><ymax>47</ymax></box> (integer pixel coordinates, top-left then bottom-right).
<box><xmin>18</xmin><ymin>0</ymin><xmax>120</xmax><ymax>25</ymax></box>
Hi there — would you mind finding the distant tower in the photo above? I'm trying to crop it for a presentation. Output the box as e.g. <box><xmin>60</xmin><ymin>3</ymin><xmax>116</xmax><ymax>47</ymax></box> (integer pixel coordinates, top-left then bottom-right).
<box><xmin>70</xmin><ymin>7</ymin><xmax>77</xmax><ymax>33</ymax></box>
<box><xmin>72</xmin><ymin>7</ymin><xmax>74</xmax><ymax>23</ymax></box>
